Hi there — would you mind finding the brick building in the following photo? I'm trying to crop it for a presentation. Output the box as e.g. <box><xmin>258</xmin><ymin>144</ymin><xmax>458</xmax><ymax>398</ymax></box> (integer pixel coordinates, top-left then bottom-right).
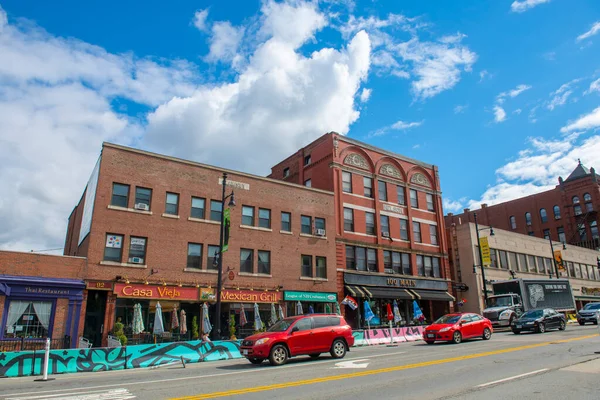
<box><xmin>269</xmin><ymin>132</ymin><xmax>453</xmax><ymax>327</ymax></box>
<box><xmin>446</xmin><ymin>162</ymin><xmax>600</xmax><ymax>250</ymax></box>
<box><xmin>64</xmin><ymin>143</ymin><xmax>336</xmax><ymax>345</ymax></box>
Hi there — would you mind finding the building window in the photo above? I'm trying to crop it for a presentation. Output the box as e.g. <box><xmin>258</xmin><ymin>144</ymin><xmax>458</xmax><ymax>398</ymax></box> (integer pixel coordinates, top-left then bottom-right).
<box><xmin>258</xmin><ymin>250</ymin><xmax>270</xmax><ymax>274</ymax></box>
<box><xmin>135</xmin><ymin>187</ymin><xmax>152</xmax><ymax>209</ymax></box>
<box><xmin>342</xmin><ymin>171</ymin><xmax>352</xmax><ymax>193</ymax></box>
<box><xmin>3</xmin><ymin>301</ymin><xmax>52</xmax><ymax>339</ymax></box>
<box><xmin>498</xmin><ymin>251</ymin><xmax>509</xmax><ymax>270</ymax></box>
<box><xmin>584</xmin><ymin>193</ymin><xmax>593</xmax><ymax>212</ymax></box>
<box><xmin>573</xmin><ymin>196</ymin><xmax>580</xmax><ymax>204</ymax></box>
<box><xmin>367</xmin><ymin>248</ymin><xmax>377</xmax><ymax>272</ymax></box>
<box><xmin>281</xmin><ymin>212</ymin><xmax>291</xmax><ymax>232</ymax></box>
<box><xmin>397</xmin><ymin>186</ymin><xmax>406</xmax><ymax>205</ymax></box>
<box><xmin>165</xmin><ymin>192</ymin><xmax>179</xmax><ymax>215</ymax></box>
<box><xmin>345</xmin><ymin>246</ymin><xmax>355</xmax><ymax>270</ymax></box>
<box><xmin>316</xmin><ymin>257</ymin><xmax>327</xmax><ymax>279</ymax></box>
<box><xmin>539</xmin><ymin>208</ymin><xmax>547</xmax><ymax>223</ymax></box>
<box><xmin>380</xmin><ymin>215</ymin><xmax>390</xmax><ymax>236</ymax></box>
<box><xmin>103</xmin><ymin>234</ymin><xmax>123</xmax><ymax>262</ymax></box>
<box><xmin>283</xmin><ymin>167</ymin><xmax>290</xmax><ymax>178</ymax></box>
<box><xmin>402</xmin><ymin>253</ymin><xmax>411</xmax><ymax>275</ymax></box>
<box><xmin>426</xmin><ymin>193</ymin><xmax>435</xmax><ymax>211</ymax></box>
<box><xmin>304</xmin><ymin>155</ymin><xmax>311</xmax><ymax>166</ymax></box>
<box><xmin>365</xmin><ymin>212</ymin><xmax>376</xmax><ymax>235</ymax></box>
<box><xmin>527</xmin><ymin>255</ymin><xmax>536</xmax><ymax>273</ymax></box>
<box><xmin>111</xmin><ymin>183</ymin><xmax>129</xmax><ymax>208</ymax></box>
<box><xmin>432</xmin><ymin>257</ymin><xmax>441</xmax><ymax>278</ymax></box>
<box><xmin>304</xmin><ymin>179</ymin><xmax>312</xmax><ymax>187</ymax></box>
<box><xmin>573</xmin><ymin>196</ymin><xmax>582</xmax><ymax>215</ymax></box>
<box><xmin>557</xmin><ymin>226</ymin><xmax>566</xmax><ymax>243</ymax></box>
<box><xmin>191</xmin><ymin>197</ymin><xmax>206</xmax><ymax>219</ymax></box>
<box><xmin>413</xmin><ymin>221</ymin><xmax>422</xmax><ymax>242</ymax></box>
<box><xmin>383</xmin><ymin>251</ymin><xmax>392</xmax><ymax>273</ymax></box>
<box><xmin>207</xmin><ymin>245</ymin><xmax>220</xmax><ymax>270</ymax></box>
<box><xmin>301</xmin><ymin>255</ymin><xmax>313</xmax><ymax>277</ymax></box>
<box><xmin>508</xmin><ymin>252</ymin><xmax>518</xmax><ymax>271</ymax></box>
<box><xmin>578</xmin><ymin>223</ymin><xmax>587</xmax><ymax>241</ymax></box>
<box><xmin>356</xmin><ymin>247</ymin><xmax>366</xmax><ymax>271</ymax></box>
<box><xmin>543</xmin><ymin>229</ymin><xmax>550</xmax><ymax>239</ymax></box>
<box><xmin>378</xmin><ymin>180</ymin><xmax>387</xmax><ymax>201</ymax></box>
<box><xmin>301</xmin><ymin>215</ymin><xmax>312</xmax><ymax>234</ymax></box>
<box><xmin>424</xmin><ymin>256</ymin><xmax>433</xmax><ymax>277</ymax></box>
<box><xmin>343</xmin><ymin>208</ymin><xmax>354</xmax><ymax>232</ymax></box>
<box><xmin>128</xmin><ymin>237</ymin><xmax>147</xmax><ymax>263</ymax></box>
<box><xmin>553</xmin><ymin>205</ymin><xmax>561</xmax><ymax>220</ymax></box>
<box><xmin>518</xmin><ymin>253</ymin><xmax>527</xmax><ymax>272</ymax></box>
<box><xmin>525</xmin><ymin>212</ymin><xmax>532</xmax><ymax>226</ymax></box>
<box><xmin>591</xmin><ymin>221</ymin><xmax>599</xmax><ymax>239</ymax></box>
<box><xmin>187</xmin><ymin>243</ymin><xmax>202</xmax><ymax>269</ymax></box>
<box><xmin>410</xmin><ymin>189</ymin><xmax>418</xmax><ymax>208</ymax></box>
<box><xmin>210</xmin><ymin>200</ymin><xmax>222</xmax><ymax>222</ymax></box>
<box><xmin>416</xmin><ymin>255</ymin><xmax>424</xmax><ymax>276</ymax></box>
<box><xmin>392</xmin><ymin>252</ymin><xmax>401</xmax><ymax>274</ymax></box>
<box><xmin>240</xmin><ymin>249</ymin><xmax>253</xmax><ymax>273</ymax></box>
<box><xmin>242</xmin><ymin>206</ymin><xmax>255</xmax><ymax>226</ymax></box>
<box><xmin>400</xmin><ymin>219</ymin><xmax>409</xmax><ymax>241</ymax></box>
<box><xmin>430</xmin><ymin>225</ymin><xmax>438</xmax><ymax>245</ymax></box>
<box><xmin>364</xmin><ymin>177</ymin><xmax>373</xmax><ymax>198</ymax></box>
<box><xmin>510</xmin><ymin>216</ymin><xmax>517</xmax><ymax>230</ymax></box>
<box><xmin>258</xmin><ymin>208</ymin><xmax>271</xmax><ymax>229</ymax></box>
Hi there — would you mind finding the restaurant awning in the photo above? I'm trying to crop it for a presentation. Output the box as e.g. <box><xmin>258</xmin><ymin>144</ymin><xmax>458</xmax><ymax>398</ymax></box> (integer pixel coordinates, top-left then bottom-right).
<box><xmin>409</xmin><ymin>289</ymin><xmax>456</xmax><ymax>302</ymax></box>
<box><xmin>363</xmin><ymin>287</ymin><xmax>414</xmax><ymax>300</ymax></box>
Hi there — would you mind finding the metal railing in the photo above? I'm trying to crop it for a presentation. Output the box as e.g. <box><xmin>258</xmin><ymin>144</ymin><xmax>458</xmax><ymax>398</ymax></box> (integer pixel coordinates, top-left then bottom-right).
<box><xmin>0</xmin><ymin>336</ymin><xmax>71</xmax><ymax>352</ymax></box>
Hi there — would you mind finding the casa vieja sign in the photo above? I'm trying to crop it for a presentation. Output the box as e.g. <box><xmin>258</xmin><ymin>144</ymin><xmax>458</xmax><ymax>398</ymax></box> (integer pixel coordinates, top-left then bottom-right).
<box><xmin>114</xmin><ymin>283</ymin><xmax>198</xmax><ymax>301</ymax></box>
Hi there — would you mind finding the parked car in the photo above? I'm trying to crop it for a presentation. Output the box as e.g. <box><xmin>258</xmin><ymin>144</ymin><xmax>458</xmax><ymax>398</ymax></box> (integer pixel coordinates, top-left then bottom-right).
<box><xmin>239</xmin><ymin>314</ymin><xmax>354</xmax><ymax>366</ymax></box>
<box><xmin>423</xmin><ymin>313</ymin><xmax>493</xmax><ymax>344</ymax></box>
<box><xmin>576</xmin><ymin>303</ymin><xmax>600</xmax><ymax>325</ymax></box>
<box><xmin>511</xmin><ymin>308</ymin><xmax>566</xmax><ymax>334</ymax></box>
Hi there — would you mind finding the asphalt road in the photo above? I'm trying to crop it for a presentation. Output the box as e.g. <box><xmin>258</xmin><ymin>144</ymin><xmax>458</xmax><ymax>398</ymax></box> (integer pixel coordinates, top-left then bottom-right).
<box><xmin>1</xmin><ymin>325</ymin><xmax>600</xmax><ymax>400</ymax></box>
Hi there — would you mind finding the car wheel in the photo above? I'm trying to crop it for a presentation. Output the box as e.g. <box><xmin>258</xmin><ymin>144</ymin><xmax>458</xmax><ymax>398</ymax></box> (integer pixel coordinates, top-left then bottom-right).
<box><xmin>594</xmin><ymin>320</ymin><xmax>599</xmax><ymax>325</ymax></box>
<box><xmin>512</xmin><ymin>330</ymin><xmax>521</xmax><ymax>335</ymax></box>
<box><xmin>451</xmin><ymin>331</ymin><xmax>462</xmax><ymax>344</ymax></box>
<box><xmin>249</xmin><ymin>358</ymin><xmax>264</xmax><ymax>365</ymax></box>
<box><xmin>559</xmin><ymin>320</ymin><xmax>566</xmax><ymax>331</ymax></box>
<box><xmin>309</xmin><ymin>353</ymin><xmax>320</xmax><ymax>359</ymax></box>
<box><xmin>482</xmin><ymin>327</ymin><xmax>492</xmax><ymax>340</ymax></box>
<box><xmin>269</xmin><ymin>345</ymin><xmax>288</xmax><ymax>366</ymax></box>
<box><xmin>425</xmin><ymin>340</ymin><xmax>435</xmax><ymax>345</ymax></box>
<box><xmin>578</xmin><ymin>321</ymin><xmax>585</xmax><ymax>326</ymax></box>
<box><xmin>537</xmin><ymin>323</ymin><xmax>546</xmax><ymax>334</ymax></box>
<box><xmin>330</xmin><ymin>339</ymin><xmax>347</xmax><ymax>359</ymax></box>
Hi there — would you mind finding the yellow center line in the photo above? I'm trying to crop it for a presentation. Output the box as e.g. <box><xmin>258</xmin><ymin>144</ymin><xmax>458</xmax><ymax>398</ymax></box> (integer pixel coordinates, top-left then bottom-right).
<box><xmin>171</xmin><ymin>334</ymin><xmax>598</xmax><ymax>400</ymax></box>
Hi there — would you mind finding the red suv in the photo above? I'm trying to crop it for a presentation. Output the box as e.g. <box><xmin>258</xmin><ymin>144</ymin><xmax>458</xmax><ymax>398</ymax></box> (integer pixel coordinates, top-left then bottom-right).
<box><xmin>240</xmin><ymin>314</ymin><xmax>354</xmax><ymax>366</ymax></box>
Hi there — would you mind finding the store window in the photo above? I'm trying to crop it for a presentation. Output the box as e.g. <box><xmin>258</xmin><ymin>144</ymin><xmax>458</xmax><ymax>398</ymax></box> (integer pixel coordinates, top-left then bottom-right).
<box><xmin>258</xmin><ymin>208</ymin><xmax>271</xmax><ymax>229</ymax></box>
<box><xmin>342</xmin><ymin>171</ymin><xmax>352</xmax><ymax>193</ymax></box>
<box><xmin>104</xmin><ymin>234</ymin><xmax>123</xmax><ymax>262</ymax></box>
<box><xmin>165</xmin><ymin>192</ymin><xmax>179</xmax><ymax>215</ymax></box>
<box><xmin>258</xmin><ymin>250</ymin><xmax>270</xmax><ymax>274</ymax></box>
<box><xmin>3</xmin><ymin>301</ymin><xmax>52</xmax><ymax>338</ymax></box>
<box><xmin>365</xmin><ymin>212</ymin><xmax>376</xmax><ymax>235</ymax></box>
<box><xmin>400</xmin><ymin>219</ymin><xmax>409</xmax><ymax>241</ymax></box>
<box><xmin>187</xmin><ymin>243</ymin><xmax>202</xmax><ymax>269</ymax></box>
<box><xmin>207</xmin><ymin>245</ymin><xmax>220</xmax><ymax>270</ymax></box>
<box><xmin>553</xmin><ymin>205</ymin><xmax>561</xmax><ymax>220</ymax></box>
<box><xmin>364</xmin><ymin>177</ymin><xmax>373</xmax><ymax>198</ymax></box>
<box><xmin>397</xmin><ymin>186</ymin><xmax>406</xmax><ymax>205</ymax></box>
<box><xmin>240</xmin><ymin>249</ymin><xmax>254</xmax><ymax>273</ymax></box>
<box><xmin>128</xmin><ymin>237</ymin><xmax>147</xmax><ymax>264</ymax></box>
<box><xmin>426</xmin><ymin>194</ymin><xmax>435</xmax><ymax>211</ymax></box>
<box><xmin>343</xmin><ymin>208</ymin><xmax>354</xmax><ymax>232</ymax></box>
<box><xmin>378</xmin><ymin>180</ymin><xmax>387</xmax><ymax>201</ymax></box>
<box><xmin>539</xmin><ymin>208</ymin><xmax>547</xmax><ymax>223</ymax></box>
<box><xmin>111</xmin><ymin>183</ymin><xmax>129</xmax><ymax>208</ymax></box>
<box><xmin>242</xmin><ymin>206</ymin><xmax>255</xmax><ymax>226</ymax></box>
<box><xmin>191</xmin><ymin>197</ymin><xmax>206</xmax><ymax>219</ymax></box>
<box><xmin>281</xmin><ymin>212</ymin><xmax>291</xmax><ymax>232</ymax></box>
<box><xmin>301</xmin><ymin>255</ymin><xmax>313</xmax><ymax>277</ymax></box>
<box><xmin>301</xmin><ymin>215</ymin><xmax>312</xmax><ymax>234</ymax></box>
<box><xmin>210</xmin><ymin>200</ymin><xmax>222</xmax><ymax>222</ymax></box>
<box><xmin>413</xmin><ymin>221</ymin><xmax>422</xmax><ymax>243</ymax></box>
<box><xmin>316</xmin><ymin>256</ymin><xmax>327</xmax><ymax>279</ymax></box>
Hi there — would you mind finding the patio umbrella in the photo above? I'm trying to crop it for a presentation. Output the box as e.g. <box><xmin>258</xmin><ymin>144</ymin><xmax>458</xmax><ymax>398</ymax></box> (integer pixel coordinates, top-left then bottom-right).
<box><xmin>335</xmin><ymin>302</ymin><xmax>341</xmax><ymax>316</ymax></box>
<box><xmin>278</xmin><ymin>304</ymin><xmax>285</xmax><ymax>321</ymax></box>
<box><xmin>392</xmin><ymin>300</ymin><xmax>402</xmax><ymax>325</ymax></box>
<box><xmin>179</xmin><ymin>309</ymin><xmax>187</xmax><ymax>335</ymax></box>
<box><xmin>296</xmin><ymin>301</ymin><xmax>303</xmax><ymax>315</ymax></box>
<box><xmin>308</xmin><ymin>305</ymin><xmax>315</xmax><ymax>314</ymax></box>
<box><xmin>240</xmin><ymin>304</ymin><xmax>248</xmax><ymax>326</ymax></box>
<box><xmin>132</xmin><ymin>303</ymin><xmax>144</xmax><ymax>334</ymax></box>
<box><xmin>171</xmin><ymin>306</ymin><xmax>180</xmax><ymax>330</ymax></box>
<box><xmin>202</xmin><ymin>303</ymin><xmax>212</xmax><ymax>335</ymax></box>
<box><xmin>364</xmin><ymin>301</ymin><xmax>375</xmax><ymax>329</ymax></box>
<box><xmin>325</xmin><ymin>304</ymin><xmax>332</xmax><ymax>314</ymax></box>
<box><xmin>386</xmin><ymin>303</ymin><xmax>394</xmax><ymax>322</ymax></box>
<box><xmin>270</xmin><ymin>303</ymin><xmax>277</xmax><ymax>326</ymax></box>
<box><xmin>253</xmin><ymin>303</ymin><xmax>263</xmax><ymax>331</ymax></box>
<box><xmin>153</xmin><ymin>302</ymin><xmax>165</xmax><ymax>335</ymax></box>
<box><xmin>413</xmin><ymin>300</ymin><xmax>424</xmax><ymax>322</ymax></box>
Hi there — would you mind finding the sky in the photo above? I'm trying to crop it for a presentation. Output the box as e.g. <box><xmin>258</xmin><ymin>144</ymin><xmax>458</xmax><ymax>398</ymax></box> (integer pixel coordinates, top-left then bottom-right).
<box><xmin>1</xmin><ymin>0</ymin><xmax>599</xmax><ymax>253</ymax></box>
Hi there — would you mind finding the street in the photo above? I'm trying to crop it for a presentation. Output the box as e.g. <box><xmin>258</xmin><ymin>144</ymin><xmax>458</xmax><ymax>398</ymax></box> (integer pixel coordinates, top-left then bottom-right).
<box><xmin>1</xmin><ymin>325</ymin><xmax>599</xmax><ymax>400</ymax></box>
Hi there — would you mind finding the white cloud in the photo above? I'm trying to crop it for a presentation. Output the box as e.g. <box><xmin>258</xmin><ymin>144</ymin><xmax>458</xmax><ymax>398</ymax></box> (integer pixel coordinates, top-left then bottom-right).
<box><xmin>560</xmin><ymin>106</ymin><xmax>600</xmax><ymax>133</ymax></box>
<box><xmin>547</xmin><ymin>79</ymin><xmax>580</xmax><ymax>110</ymax></box>
<box><xmin>511</xmin><ymin>0</ymin><xmax>551</xmax><ymax>13</ymax></box>
<box><xmin>497</xmin><ymin>84</ymin><xmax>532</xmax><ymax>101</ymax></box>
<box><xmin>0</xmin><ymin>5</ymin><xmax>6</xmax><ymax>33</ymax></box>
<box><xmin>369</xmin><ymin>119</ymin><xmax>423</xmax><ymax>137</ymax></box>
<box><xmin>576</xmin><ymin>21</ymin><xmax>600</xmax><ymax>42</ymax></box>
<box><xmin>454</xmin><ymin>104</ymin><xmax>468</xmax><ymax>114</ymax></box>
<box><xmin>513</xmin><ymin>108</ymin><xmax>522</xmax><ymax>115</ymax></box>
<box><xmin>205</xmin><ymin>21</ymin><xmax>245</xmax><ymax>64</ymax></box>
<box><xmin>585</xmin><ymin>78</ymin><xmax>600</xmax><ymax>95</ymax></box>
<box><xmin>479</xmin><ymin>69</ymin><xmax>491</xmax><ymax>82</ymax></box>
<box><xmin>193</xmin><ymin>9</ymin><xmax>210</xmax><ymax>32</ymax></box>
<box><xmin>359</xmin><ymin>88</ymin><xmax>371</xmax><ymax>102</ymax></box>
<box><xmin>494</xmin><ymin>105</ymin><xmax>507</xmax><ymax>123</ymax></box>
<box><xmin>443</xmin><ymin>198</ymin><xmax>465</xmax><ymax>213</ymax></box>
<box><xmin>412</xmin><ymin>144</ymin><xmax>421</xmax><ymax>149</ymax></box>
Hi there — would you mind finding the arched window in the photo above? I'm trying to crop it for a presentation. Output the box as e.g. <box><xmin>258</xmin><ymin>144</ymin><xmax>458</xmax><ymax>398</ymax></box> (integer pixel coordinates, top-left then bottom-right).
<box><xmin>525</xmin><ymin>212</ymin><xmax>532</xmax><ymax>226</ymax></box>
<box><xmin>573</xmin><ymin>196</ymin><xmax>580</xmax><ymax>204</ymax></box>
<box><xmin>584</xmin><ymin>193</ymin><xmax>592</xmax><ymax>202</ymax></box>
<box><xmin>539</xmin><ymin>208</ymin><xmax>547</xmax><ymax>223</ymax></box>
<box><xmin>584</xmin><ymin>193</ymin><xmax>593</xmax><ymax>212</ymax></box>
<box><xmin>573</xmin><ymin>196</ymin><xmax>583</xmax><ymax>215</ymax></box>
<box><xmin>510</xmin><ymin>216</ymin><xmax>517</xmax><ymax>230</ymax></box>
<box><xmin>553</xmin><ymin>205</ymin><xmax>561</xmax><ymax>220</ymax></box>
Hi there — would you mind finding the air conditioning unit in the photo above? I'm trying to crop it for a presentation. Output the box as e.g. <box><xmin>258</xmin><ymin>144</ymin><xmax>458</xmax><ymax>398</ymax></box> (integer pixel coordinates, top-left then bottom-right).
<box><xmin>134</xmin><ymin>203</ymin><xmax>149</xmax><ymax>211</ymax></box>
<box><xmin>129</xmin><ymin>257</ymin><xmax>144</xmax><ymax>264</ymax></box>
<box><xmin>315</xmin><ymin>228</ymin><xmax>326</xmax><ymax>236</ymax></box>
<box><xmin>382</xmin><ymin>232</ymin><xmax>390</xmax><ymax>238</ymax></box>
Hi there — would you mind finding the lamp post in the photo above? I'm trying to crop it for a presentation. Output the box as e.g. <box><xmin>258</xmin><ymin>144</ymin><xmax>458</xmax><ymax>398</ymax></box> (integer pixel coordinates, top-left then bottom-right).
<box><xmin>474</xmin><ymin>213</ymin><xmax>494</xmax><ymax>307</ymax></box>
<box><xmin>213</xmin><ymin>172</ymin><xmax>236</xmax><ymax>341</ymax></box>
<box><xmin>548</xmin><ymin>237</ymin><xmax>560</xmax><ymax>279</ymax></box>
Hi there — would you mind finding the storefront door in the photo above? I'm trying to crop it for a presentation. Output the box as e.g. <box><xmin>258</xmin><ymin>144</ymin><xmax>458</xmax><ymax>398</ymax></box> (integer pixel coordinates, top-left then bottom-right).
<box><xmin>84</xmin><ymin>291</ymin><xmax>107</xmax><ymax>347</ymax></box>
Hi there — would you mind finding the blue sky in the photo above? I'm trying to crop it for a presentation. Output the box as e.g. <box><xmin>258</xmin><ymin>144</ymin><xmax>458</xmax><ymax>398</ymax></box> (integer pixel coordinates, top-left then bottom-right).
<box><xmin>1</xmin><ymin>0</ymin><xmax>599</xmax><ymax>251</ymax></box>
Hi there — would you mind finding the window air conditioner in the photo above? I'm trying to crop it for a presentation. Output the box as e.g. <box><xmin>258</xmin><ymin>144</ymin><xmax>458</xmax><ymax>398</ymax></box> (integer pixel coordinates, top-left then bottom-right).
<box><xmin>315</xmin><ymin>228</ymin><xmax>326</xmax><ymax>236</ymax></box>
<box><xmin>134</xmin><ymin>203</ymin><xmax>149</xmax><ymax>211</ymax></box>
<box><xmin>382</xmin><ymin>232</ymin><xmax>390</xmax><ymax>238</ymax></box>
<box><xmin>129</xmin><ymin>257</ymin><xmax>144</xmax><ymax>264</ymax></box>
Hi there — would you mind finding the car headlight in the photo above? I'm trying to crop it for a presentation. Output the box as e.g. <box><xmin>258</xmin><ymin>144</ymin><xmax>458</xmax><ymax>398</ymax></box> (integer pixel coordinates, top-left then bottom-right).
<box><xmin>255</xmin><ymin>338</ymin><xmax>270</xmax><ymax>345</ymax></box>
<box><xmin>525</xmin><ymin>321</ymin><xmax>535</xmax><ymax>325</ymax></box>
<box><xmin>439</xmin><ymin>327</ymin><xmax>452</xmax><ymax>333</ymax></box>
<box><xmin>499</xmin><ymin>311</ymin><xmax>512</xmax><ymax>320</ymax></box>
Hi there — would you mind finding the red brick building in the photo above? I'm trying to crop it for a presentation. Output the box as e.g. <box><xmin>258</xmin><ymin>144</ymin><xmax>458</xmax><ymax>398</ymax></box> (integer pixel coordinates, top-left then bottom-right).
<box><xmin>269</xmin><ymin>132</ymin><xmax>453</xmax><ymax>327</ymax></box>
<box><xmin>64</xmin><ymin>143</ymin><xmax>337</xmax><ymax>345</ymax></box>
<box><xmin>446</xmin><ymin>162</ymin><xmax>600</xmax><ymax>250</ymax></box>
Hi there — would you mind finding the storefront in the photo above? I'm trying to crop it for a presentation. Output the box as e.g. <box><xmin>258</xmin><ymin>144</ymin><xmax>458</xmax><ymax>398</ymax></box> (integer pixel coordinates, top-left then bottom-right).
<box><xmin>283</xmin><ymin>291</ymin><xmax>338</xmax><ymax>316</ymax></box>
<box><xmin>343</xmin><ymin>271</ymin><xmax>454</xmax><ymax>329</ymax></box>
<box><xmin>574</xmin><ymin>286</ymin><xmax>600</xmax><ymax>308</ymax></box>
<box><xmin>219</xmin><ymin>289</ymin><xmax>283</xmax><ymax>339</ymax></box>
<box><xmin>0</xmin><ymin>275</ymin><xmax>85</xmax><ymax>348</ymax></box>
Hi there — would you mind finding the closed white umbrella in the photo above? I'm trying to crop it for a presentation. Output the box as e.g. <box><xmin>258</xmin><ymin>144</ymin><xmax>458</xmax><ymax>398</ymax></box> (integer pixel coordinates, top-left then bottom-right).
<box><xmin>171</xmin><ymin>306</ymin><xmax>180</xmax><ymax>330</ymax></box>
<box><xmin>296</xmin><ymin>301</ymin><xmax>303</xmax><ymax>315</ymax></box>
<box><xmin>180</xmin><ymin>309</ymin><xmax>187</xmax><ymax>335</ymax></box>
<box><xmin>153</xmin><ymin>302</ymin><xmax>164</xmax><ymax>335</ymax></box>
<box><xmin>253</xmin><ymin>303</ymin><xmax>263</xmax><ymax>331</ymax></box>
<box><xmin>202</xmin><ymin>303</ymin><xmax>212</xmax><ymax>335</ymax></box>
<box><xmin>270</xmin><ymin>303</ymin><xmax>277</xmax><ymax>326</ymax></box>
<box><xmin>133</xmin><ymin>303</ymin><xmax>144</xmax><ymax>334</ymax></box>
<box><xmin>278</xmin><ymin>304</ymin><xmax>285</xmax><ymax>321</ymax></box>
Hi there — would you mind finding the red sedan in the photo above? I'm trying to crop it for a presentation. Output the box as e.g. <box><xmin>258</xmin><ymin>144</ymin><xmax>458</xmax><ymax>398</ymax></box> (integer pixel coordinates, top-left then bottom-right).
<box><xmin>423</xmin><ymin>313</ymin><xmax>493</xmax><ymax>344</ymax></box>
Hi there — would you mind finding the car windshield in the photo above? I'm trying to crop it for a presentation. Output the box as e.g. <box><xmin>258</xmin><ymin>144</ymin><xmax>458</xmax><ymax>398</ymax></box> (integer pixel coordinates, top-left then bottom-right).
<box><xmin>583</xmin><ymin>303</ymin><xmax>600</xmax><ymax>310</ymax></box>
<box><xmin>486</xmin><ymin>296</ymin><xmax>512</xmax><ymax>307</ymax></box>
<box><xmin>435</xmin><ymin>315</ymin><xmax>461</xmax><ymax>324</ymax></box>
<box><xmin>267</xmin><ymin>318</ymin><xmax>296</xmax><ymax>332</ymax></box>
<box><xmin>521</xmin><ymin>310</ymin><xmax>543</xmax><ymax>319</ymax></box>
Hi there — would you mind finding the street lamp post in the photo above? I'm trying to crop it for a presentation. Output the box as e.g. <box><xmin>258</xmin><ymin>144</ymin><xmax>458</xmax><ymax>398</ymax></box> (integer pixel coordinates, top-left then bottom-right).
<box><xmin>474</xmin><ymin>213</ymin><xmax>494</xmax><ymax>307</ymax></box>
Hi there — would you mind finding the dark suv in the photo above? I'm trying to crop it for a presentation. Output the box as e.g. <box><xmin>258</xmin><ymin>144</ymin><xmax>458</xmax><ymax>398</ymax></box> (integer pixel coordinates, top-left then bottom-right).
<box><xmin>577</xmin><ymin>302</ymin><xmax>600</xmax><ymax>325</ymax></box>
<box><xmin>240</xmin><ymin>314</ymin><xmax>354</xmax><ymax>366</ymax></box>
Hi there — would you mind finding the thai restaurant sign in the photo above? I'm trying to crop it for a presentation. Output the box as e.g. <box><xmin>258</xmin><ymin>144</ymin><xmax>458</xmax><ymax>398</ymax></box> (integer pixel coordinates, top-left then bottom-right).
<box><xmin>114</xmin><ymin>283</ymin><xmax>198</xmax><ymax>301</ymax></box>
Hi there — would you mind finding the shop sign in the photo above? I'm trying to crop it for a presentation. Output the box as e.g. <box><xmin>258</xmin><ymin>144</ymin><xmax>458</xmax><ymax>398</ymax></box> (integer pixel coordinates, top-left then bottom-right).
<box><xmin>200</xmin><ymin>288</ymin><xmax>216</xmax><ymax>301</ymax></box>
<box><xmin>24</xmin><ymin>287</ymin><xmax>71</xmax><ymax>296</ymax></box>
<box><xmin>385</xmin><ymin>278</ymin><xmax>416</xmax><ymax>288</ymax></box>
<box><xmin>220</xmin><ymin>289</ymin><xmax>282</xmax><ymax>303</ymax></box>
<box><xmin>479</xmin><ymin>237</ymin><xmax>491</xmax><ymax>266</ymax></box>
<box><xmin>218</xmin><ymin>177</ymin><xmax>250</xmax><ymax>191</ymax></box>
<box><xmin>581</xmin><ymin>287</ymin><xmax>600</xmax><ymax>296</ymax></box>
<box><xmin>382</xmin><ymin>204</ymin><xmax>405</xmax><ymax>215</ymax></box>
<box><xmin>284</xmin><ymin>291</ymin><xmax>337</xmax><ymax>303</ymax></box>
<box><xmin>114</xmin><ymin>283</ymin><xmax>198</xmax><ymax>301</ymax></box>
<box><xmin>86</xmin><ymin>280</ymin><xmax>113</xmax><ymax>291</ymax></box>
<box><xmin>344</xmin><ymin>271</ymin><xmax>448</xmax><ymax>291</ymax></box>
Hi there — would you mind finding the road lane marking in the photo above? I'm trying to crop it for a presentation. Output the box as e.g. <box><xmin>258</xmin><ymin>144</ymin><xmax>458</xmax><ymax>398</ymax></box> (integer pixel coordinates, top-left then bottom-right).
<box><xmin>6</xmin><ymin>388</ymin><xmax>135</xmax><ymax>400</ymax></box>
<box><xmin>476</xmin><ymin>369</ymin><xmax>549</xmax><ymax>388</ymax></box>
<box><xmin>171</xmin><ymin>334</ymin><xmax>598</xmax><ymax>399</ymax></box>
<box><xmin>333</xmin><ymin>359</ymin><xmax>370</xmax><ymax>369</ymax></box>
